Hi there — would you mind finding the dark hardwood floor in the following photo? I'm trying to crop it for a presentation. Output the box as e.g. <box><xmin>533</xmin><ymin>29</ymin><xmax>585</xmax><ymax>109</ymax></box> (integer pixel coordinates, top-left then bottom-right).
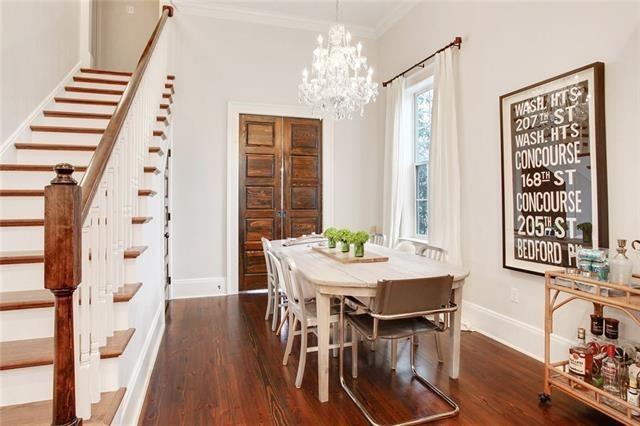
<box><xmin>139</xmin><ymin>294</ymin><xmax>619</xmax><ymax>425</ymax></box>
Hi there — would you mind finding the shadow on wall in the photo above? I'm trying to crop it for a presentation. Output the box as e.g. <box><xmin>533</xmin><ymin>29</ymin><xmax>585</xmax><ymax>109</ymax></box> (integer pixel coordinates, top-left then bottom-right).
<box><xmin>93</xmin><ymin>0</ymin><xmax>160</xmax><ymax>71</ymax></box>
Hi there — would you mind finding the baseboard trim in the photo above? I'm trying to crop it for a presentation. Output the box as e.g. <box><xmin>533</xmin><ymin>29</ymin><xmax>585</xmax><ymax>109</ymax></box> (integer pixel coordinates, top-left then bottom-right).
<box><xmin>114</xmin><ymin>303</ymin><xmax>165</xmax><ymax>425</ymax></box>
<box><xmin>0</xmin><ymin>61</ymin><xmax>82</xmax><ymax>157</ymax></box>
<box><xmin>170</xmin><ymin>277</ymin><xmax>225</xmax><ymax>299</ymax></box>
<box><xmin>462</xmin><ymin>300</ymin><xmax>571</xmax><ymax>363</ymax></box>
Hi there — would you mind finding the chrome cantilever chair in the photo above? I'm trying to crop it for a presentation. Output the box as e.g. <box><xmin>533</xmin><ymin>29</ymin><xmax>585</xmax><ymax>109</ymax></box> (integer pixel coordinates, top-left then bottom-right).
<box><xmin>271</xmin><ymin>253</ymin><xmax>348</xmax><ymax>388</ymax></box>
<box><xmin>261</xmin><ymin>237</ymin><xmax>287</xmax><ymax>332</ymax></box>
<box><xmin>339</xmin><ymin>275</ymin><xmax>459</xmax><ymax>425</ymax></box>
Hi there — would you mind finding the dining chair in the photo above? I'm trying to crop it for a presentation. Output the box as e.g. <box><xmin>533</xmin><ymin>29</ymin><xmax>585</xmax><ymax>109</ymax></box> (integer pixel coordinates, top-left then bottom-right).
<box><xmin>262</xmin><ymin>237</ymin><xmax>287</xmax><ymax>332</ymax></box>
<box><xmin>339</xmin><ymin>275</ymin><xmax>459</xmax><ymax>425</ymax></box>
<box><xmin>417</xmin><ymin>243</ymin><xmax>446</xmax><ymax>262</ymax></box>
<box><xmin>270</xmin><ymin>252</ymin><xmax>349</xmax><ymax>388</ymax></box>
<box><xmin>395</xmin><ymin>240</ymin><xmax>418</xmax><ymax>254</ymax></box>
<box><xmin>369</xmin><ymin>232</ymin><xmax>386</xmax><ymax>246</ymax></box>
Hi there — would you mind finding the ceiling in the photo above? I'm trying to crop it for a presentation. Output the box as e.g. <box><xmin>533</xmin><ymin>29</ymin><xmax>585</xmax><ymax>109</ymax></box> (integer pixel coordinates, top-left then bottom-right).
<box><xmin>173</xmin><ymin>0</ymin><xmax>419</xmax><ymax>38</ymax></box>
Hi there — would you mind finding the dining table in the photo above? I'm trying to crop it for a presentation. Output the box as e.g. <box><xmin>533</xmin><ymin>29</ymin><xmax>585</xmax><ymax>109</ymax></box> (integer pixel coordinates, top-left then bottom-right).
<box><xmin>270</xmin><ymin>240</ymin><xmax>470</xmax><ymax>403</ymax></box>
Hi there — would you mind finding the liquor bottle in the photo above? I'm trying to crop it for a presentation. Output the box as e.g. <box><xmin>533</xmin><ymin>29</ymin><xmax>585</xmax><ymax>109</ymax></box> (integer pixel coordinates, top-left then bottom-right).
<box><xmin>603</xmin><ymin>344</ymin><xmax>621</xmax><ymax>404</ymax></box>
<box><xmin>628</xmin><ymin>377</ymin><xmax>640</xmax><ymax>417</ymax></box>
<box><xmin>610</xmin><ymin>239</ymin><xmax>633</xmax><ymax>286</ymax></box>
<box><xmin>569</xmin><ymin>328</ymin><xmax>593</xmax><ymax>379</ymax></box>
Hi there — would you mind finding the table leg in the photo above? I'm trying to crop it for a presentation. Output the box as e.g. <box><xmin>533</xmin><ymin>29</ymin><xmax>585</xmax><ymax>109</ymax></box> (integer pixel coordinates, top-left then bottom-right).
<box><xmin>448</xmin><ymin>285</ymin><xmax>463</xmax><ymax>379</ymax></box>
<box><xmin>316</xmin><ymin>291</ymin><xmax>331</xmax><ymax>402</ymax></box>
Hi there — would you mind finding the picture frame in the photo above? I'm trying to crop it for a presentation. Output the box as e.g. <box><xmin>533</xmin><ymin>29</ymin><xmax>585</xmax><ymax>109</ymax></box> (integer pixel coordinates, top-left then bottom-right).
<box><xmin>500</xmin><ymin>62</ymin><xmax>608</xmax><ymax>275</ymax></box>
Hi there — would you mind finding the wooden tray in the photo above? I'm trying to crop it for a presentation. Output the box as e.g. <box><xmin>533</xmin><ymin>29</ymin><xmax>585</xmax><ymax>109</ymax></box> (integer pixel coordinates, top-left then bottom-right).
<box><xmin>311</xmin><ymin>245</ymin><xmax>388</xmax><ymax>264</ymax></box>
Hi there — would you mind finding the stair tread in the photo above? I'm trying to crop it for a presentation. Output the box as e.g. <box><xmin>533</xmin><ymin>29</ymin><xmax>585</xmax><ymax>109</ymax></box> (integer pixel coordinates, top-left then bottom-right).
<box><xmin>0</xmin><ymin>216</ymin><xmax>151</xmax><ymax>227</ymax></box>
<box><xmin>0</xmin><ymin>387</ymin><xmax>126</xmax><ymax>425</ymax></box>
<box><xmin>42</xmin><ymin>111</ymin><xmax>112</xmax><ymax>119</ymax></box>
<box><xmin>124</xmin><ymin>246</ymin><xmax>148</xmax><ymax>259</ymax></box>
<box><xmin>0</xmin><ymin>329</ymin><xmax>135</xmax><ymax>370</ymax></box>
<box><xmin>167</xmin><ymin>75</ymin><xmax>175</xmax><ymax>80</ymax></box>
<box><xmin>0</xmin><ymin>164</ymin><xmax>158</xmax><ymax>173</ymax></box>
<box><xmin>55</xmin><ymin>97</ymin><xmax>119</xmax><ymax>106</ymax></box>
<box><xmin>80</xmin><ymin>68</ymin><xmax>132</xmax><ymax>77</ymax></box>
<box><xmin>0</xmin><ymin>283</ymin><xmax>142</xmax><ymax>311</ymax></box>
<box><xmin>73</xmin><ymin>76</ymin><xmax>129</xmax><ymax>86</ymax></box>
<box><xmin>65</xmin><ymin>86</ymin><xmax>124</xmax><ymax>96</ymax></box>
<box><xmin>0</xmin><ymin>188</ymin><xmax>153</xmax><ymax>197</ymax></box>
<box><xmin>15</xmin><ymin>143</ymin><xmax>163</xmax><ymax>154</ymax></box>
<box><xmin>30</xmin><ymin>125</ymin><xmax>105</xmax><ymax>134</ymax></box>
<box><xmin>0</xmin><ymin>250</ymin><xmax>44</xmax><ymax>265</ymax></box>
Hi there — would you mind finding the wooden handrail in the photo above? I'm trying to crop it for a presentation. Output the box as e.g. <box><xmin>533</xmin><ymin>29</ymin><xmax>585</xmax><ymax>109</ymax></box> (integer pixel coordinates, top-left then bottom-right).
<box><xmin>79</xmin><ymin>5</ymin><xmax>173</xmax><ymax>221</ymax></box>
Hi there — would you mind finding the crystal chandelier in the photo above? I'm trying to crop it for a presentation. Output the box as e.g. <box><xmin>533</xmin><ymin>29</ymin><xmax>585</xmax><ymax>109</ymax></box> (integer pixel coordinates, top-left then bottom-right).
<box><xmin>298</xmin><ymin>1</ymin><xmax>378</xmax><ymax>120</ymax></box>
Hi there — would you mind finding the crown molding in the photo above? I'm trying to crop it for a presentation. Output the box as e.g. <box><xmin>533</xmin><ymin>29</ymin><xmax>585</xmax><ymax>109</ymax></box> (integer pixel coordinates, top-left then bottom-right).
<box><xmin>173</xmin><ymin>1</ymin><xmax>377</xmax><ymax>39</ymax></box>
<box><xmin>374</xmin><ymin>1</ymin><xmax>419</xmax><ymax>38</ymax></box>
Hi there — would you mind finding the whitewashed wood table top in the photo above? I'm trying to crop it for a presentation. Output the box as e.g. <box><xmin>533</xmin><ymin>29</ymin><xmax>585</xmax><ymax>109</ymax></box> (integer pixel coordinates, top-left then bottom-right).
<box><xmin>271</xmin><ymin>241</ymin><xmax>469</xmax><ymax>289</ymax></box>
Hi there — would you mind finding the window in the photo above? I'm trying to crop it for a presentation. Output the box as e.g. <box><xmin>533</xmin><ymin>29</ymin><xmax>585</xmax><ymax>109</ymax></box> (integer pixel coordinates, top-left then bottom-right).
<box><xmin>413</xmin><ymin>88</ymin><xmax>433</xmax><ymax>237</ymax></box>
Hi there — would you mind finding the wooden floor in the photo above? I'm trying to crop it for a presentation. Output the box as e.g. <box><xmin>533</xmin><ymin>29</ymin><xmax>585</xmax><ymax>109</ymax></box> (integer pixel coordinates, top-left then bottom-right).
<box><xmin>139</xmin><ymin>294</ymin><xmax>619</xmax><ymax>425</ymax></box>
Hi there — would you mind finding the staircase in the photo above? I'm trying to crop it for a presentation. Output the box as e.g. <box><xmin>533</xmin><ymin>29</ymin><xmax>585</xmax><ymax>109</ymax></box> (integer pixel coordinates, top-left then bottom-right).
<box><xmin>0</xmin><ymin>6</ymin><xmax>174</xmax><ymax>425</ymax></box>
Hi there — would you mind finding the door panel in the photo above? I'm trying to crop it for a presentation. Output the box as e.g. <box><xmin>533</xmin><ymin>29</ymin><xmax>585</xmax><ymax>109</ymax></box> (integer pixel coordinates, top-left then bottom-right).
<box><xmin>239</xmin><ymin>115</ymin><xmax>282</xmax><ymax>291</ymax></box>
<box><xmin>283</xmin><ymin>118</ymin><xmax>322</xmax><ymax>239</ymax></box>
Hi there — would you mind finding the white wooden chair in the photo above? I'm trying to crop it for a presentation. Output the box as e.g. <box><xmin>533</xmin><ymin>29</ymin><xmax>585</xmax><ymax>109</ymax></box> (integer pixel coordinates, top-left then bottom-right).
<box><xmin>270</xmin><ymin>252</ymin><xmax>348</xmax><ymax>388</ymax></box>
<box><xmin>369</xmin><ymin>233</ymin><xmax>386</xmax><ymax>246</ymax></box>
<box><xmin>417</xmin><ymin>243</ymin><xmax>446</xmax><ymax>262</ymax></box>
<box><xmin>395</xmin><ymin>240</ymin><xmax>418</xmax><ymax>254</ymax></box>
<box><xmin>261</xmin><ymin>237</ymin><xmax>287</xmax><ymax>332</ymax></box>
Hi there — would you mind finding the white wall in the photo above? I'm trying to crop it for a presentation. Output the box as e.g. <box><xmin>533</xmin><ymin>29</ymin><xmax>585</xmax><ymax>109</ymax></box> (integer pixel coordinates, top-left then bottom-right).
<box><xmin>0</xmin><ymin>0</ymin><xmax>81</xmax><ymax>142</ymax></box>
<box><xmin>170</xmin><ymin>13</ymin><xmax>383</xmax><ymax>293</ymax></box>
<box><xmin>377</xmin><ymin>1</ymin><xmax>640</xmax><ymax>359</ymax></box>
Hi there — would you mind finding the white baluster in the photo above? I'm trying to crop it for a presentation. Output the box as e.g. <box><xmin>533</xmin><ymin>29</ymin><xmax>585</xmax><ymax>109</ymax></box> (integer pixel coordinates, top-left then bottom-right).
<box><xmin>76</xmin><ymin>222</ymin><xmax>92</xmax><ymax>417</ymax></box>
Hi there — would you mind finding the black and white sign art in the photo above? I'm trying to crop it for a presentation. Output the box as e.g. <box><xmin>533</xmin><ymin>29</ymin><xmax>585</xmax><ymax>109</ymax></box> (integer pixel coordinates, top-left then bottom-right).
<box><xmin>500</xmin><ymin>63</ymin><xmax>608</xmax><ymax>275</ymax></box>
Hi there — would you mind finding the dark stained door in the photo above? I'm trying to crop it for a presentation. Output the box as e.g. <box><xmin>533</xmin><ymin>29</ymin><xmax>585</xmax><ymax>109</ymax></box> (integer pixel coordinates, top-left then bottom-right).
<box><xmin>238</xmin><ymin>115</ymin><xmax>323</xmax><ymax>291</ymax></box>
<box><xmin>283</xmin><ymin>117</ymin><xmax>322</xmax><ymax>238</ymax></box>
<box><xmin>239</xmin><ymin>115</ymin><xmax>283</xmax><ymax>291</ymax></box>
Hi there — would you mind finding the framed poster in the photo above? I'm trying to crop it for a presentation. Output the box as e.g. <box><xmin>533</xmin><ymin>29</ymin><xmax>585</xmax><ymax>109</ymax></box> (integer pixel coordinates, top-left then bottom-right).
<box><xmin>500</xmin><ymin>62</ymin><xmax>608</xmax><ymax>275</ymax></box>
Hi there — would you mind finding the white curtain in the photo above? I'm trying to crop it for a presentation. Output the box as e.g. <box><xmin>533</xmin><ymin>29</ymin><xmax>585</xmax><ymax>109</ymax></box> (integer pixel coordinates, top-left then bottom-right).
<box><xmin>382</xmin><ymin>77</ymin><xmax>411</xmax><ymax>247</ymax></box>
<box><xmin>428</xmin><ymin>48</ymin><xmax>462</xmax><ymax>265</ymax></box>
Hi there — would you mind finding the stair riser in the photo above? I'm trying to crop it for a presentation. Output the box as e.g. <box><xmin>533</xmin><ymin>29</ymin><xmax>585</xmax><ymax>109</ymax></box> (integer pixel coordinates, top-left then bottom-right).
<box><xmin>16</xmin><ymin>149</ymin><xmax>94</xmax><ymax>165</ymax></box>
<box><xmin>29</xmin><ymin>132</ymin><xmax>103</xmax><ymax>144</ymax></box>
<box><xmin>0</xmin><ymin>358</ymin><xmax>120</xmax><ymax>406</ymax></box>
<box><xmin>0</xmin><ymin>264</ymin><xmax>43</xmax><ymax>292</ymax></box>
<box><xmin>33</xmin><ymin>116</ymin><xmax>111</xmax><ymax>128</ymax></box>
<box><xmin>0</xmin><ymin>302</ymin><xmax>130</xmax><ymax>342</ymax></box>
<box><xmin>0</xmin><ymin>170</ymin><xmax>153</xmax><ymax>190</ymax></box>
<box><xmin>61</xmin><ymin>91</ymin><xmax>121</xmax><ymax>102</ymax></box>
<box><xmin>0</xmin><ymin>226</ymin><xmax>42</xmax><ymax>251</ymax></box>
<box><xmin>0</xmin><ymin>196</ymin><xmax>149</xmax><ymax>220</ymax></box>
<box><xmin>46</xmin><ymin>102</ymin><xmax>116</xmax><ymax>115</ymax></box>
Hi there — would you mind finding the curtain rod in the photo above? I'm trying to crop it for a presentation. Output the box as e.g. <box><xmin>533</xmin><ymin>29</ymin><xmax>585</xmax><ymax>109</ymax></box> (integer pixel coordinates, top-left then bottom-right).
<box><xmin>382</xmin><ymin>36</ymin><xmax>462</xmax><ymax>87</ymax></box>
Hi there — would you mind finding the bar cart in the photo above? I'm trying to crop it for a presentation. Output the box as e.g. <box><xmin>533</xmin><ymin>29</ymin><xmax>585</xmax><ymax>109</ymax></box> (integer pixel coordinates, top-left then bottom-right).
<box><xmin>543</xmin><ymin>271</ymin><xmax>640</xmax><ymax>425</ymax></box>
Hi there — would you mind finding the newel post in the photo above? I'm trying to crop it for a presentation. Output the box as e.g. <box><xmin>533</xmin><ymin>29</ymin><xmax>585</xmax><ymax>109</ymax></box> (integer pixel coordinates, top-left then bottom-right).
<box><xmin>44</xmin><ymin>163</ymin><xmax>82</xmax><ymax>426</ymax></box>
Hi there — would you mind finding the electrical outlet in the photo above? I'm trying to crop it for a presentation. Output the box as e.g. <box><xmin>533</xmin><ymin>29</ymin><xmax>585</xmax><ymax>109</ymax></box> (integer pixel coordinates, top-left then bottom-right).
<box><xmin>126</xmin><ymin>5</ymin><xmax>135</xmax><ymax>14</ymax></box>
<box><xmin>510</xmin><ymin>287</ymin><xmax>519</xmax><ymax>303</ymax></box>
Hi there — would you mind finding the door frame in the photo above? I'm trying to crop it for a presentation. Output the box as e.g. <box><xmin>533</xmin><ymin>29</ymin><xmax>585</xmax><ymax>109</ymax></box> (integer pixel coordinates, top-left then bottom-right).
<box><xmin>226</xmin><ymin>102</ymin><xmax>334</xmax><ymax>295</ymax></box>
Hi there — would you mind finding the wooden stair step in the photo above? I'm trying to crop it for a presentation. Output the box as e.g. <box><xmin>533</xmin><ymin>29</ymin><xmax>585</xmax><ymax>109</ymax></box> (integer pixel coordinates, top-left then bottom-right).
<box><xmin>167</xmin><ymin>74</ymin><xmax>175</xmax><ymax>80</ymax></box>
<box><xmin>73</xmin><ymin>76</ymin><xmax>129</xmax><ymax>86</ymax></box>
<box><xmin>156</xmin><ymin>115</ymin><xmax>167</xmax><ymax>122</ymax></box>
<box><xmin>42</xmin><ymin>110</ymin><xmax>112</xmax><ymax>120</ymax></box>
<box><xmin>80</xmin><ymin>67</ymin><xmax>132</xmax><ymax>77</ymax></box>
<box><xmin>124</xmin><ymin>245</ymin><xmax>148</xmax><ymax>259</ymax></box>
<box><xmin>55</xmin><ymin>97</ymin><xmax>119</xmax><ymax>106</ymax></box>
<box><xmin>0</xmin><ymin>216</ymin><xmax>152</xmax><ymax>227</ymax></box>
<box><xmin>15</xmin><ymin>143</ymin><xmax>163</xmax><ymax>154</ymax></box>
<box><xmin>0</xmin><ymin>328</ymin><xmax>135</xmax><ymax>370</ymax></box>
<box><xmin>0</xmin><ymin>250</ymin><xmax>43</xmax><ymax>265</ymax></box>
<box><xmin>30</xmin><ymin>125</ymin><xmax>105</xmax><ymax>134</ymax></box>
<box><xmin>162</xmin><ymin>93</ymin><xmax>173</xmax><ymax>102</ymax></box>
<box><xmin>138</xmin><ymin>189</ymin><xmax>156</xmax><ymax>197</ymax></box>
<box><xmin>153</xmin><ymin>130</ymin><xmax>166</xmax><ymax>140</ymax></box>
<box><xmin>159</xmin><ymin>103</ymin><xmax>170</xmax><ymax>110</ymax></box>
<box><xmin>0</xmin><ymin>164</ymin><xmax>158</xmax><ymax>173</ymax></box>
<box><xmin>0</xmin><ymin>388</ymin><xmax>126</xmax><ymax>425</ymax></box>
<box><xmin>164</xmin><ymin>83</ymin><xmax>174</xmax><ymax>90</ymax></box>
<box><xmin>65</xmin><ymin>86</ymin><xmax>124</xmax><ymax>96</ymax></box>
<box><xmin>0</xmin><ymin>283</ymin><xmax>142</xmax><ymax>311</ymax></box>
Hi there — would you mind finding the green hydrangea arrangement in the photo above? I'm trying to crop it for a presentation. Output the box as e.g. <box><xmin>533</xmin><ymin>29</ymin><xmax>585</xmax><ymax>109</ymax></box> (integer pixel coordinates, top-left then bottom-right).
<box><xmin>336</xmin><ymin>228</ymin><xmax>353</xmax><ymax>253</ymax></box>
<box><xmin>349</xmin><ymin>231</ymin><xmax>370</xmax><ymax>257</ymax></box>
<box><xmin>323</xmin><ymin>227</ymin><xmax>338</xmax><ymax>249</ymax></box>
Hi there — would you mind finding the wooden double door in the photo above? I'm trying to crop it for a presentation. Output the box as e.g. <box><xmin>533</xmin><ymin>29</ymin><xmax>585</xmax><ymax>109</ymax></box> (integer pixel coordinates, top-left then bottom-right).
<box><xmin>239</xmin><ymin>114</ymin><xmax>323</xmax><ymax>291</ymax></box>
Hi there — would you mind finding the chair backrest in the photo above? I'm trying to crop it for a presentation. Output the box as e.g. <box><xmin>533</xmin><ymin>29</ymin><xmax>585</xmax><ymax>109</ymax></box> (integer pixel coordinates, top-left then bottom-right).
<box><xmin>369</xmin><ymin>233</ymin><xmax>386</xmax><ymax>246</ymax></box>
<box><xmin>261</xmin><ymin>237</ymin><xmax>274</xmax><ymax>285</ymax></box>
<box><xmin>372</xmin><ymin>275</ymin><xmax>454</xmax><ymax>317</ymax></box>
<box><xmin>418</xmin><ymin>243</ymin><xmax>446</xmax><ymax>262</ymax></box>
<box><xmin>395</xmin><ymin>240</ymin><xmax>418</xmax><ymax>254</ymax></box>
